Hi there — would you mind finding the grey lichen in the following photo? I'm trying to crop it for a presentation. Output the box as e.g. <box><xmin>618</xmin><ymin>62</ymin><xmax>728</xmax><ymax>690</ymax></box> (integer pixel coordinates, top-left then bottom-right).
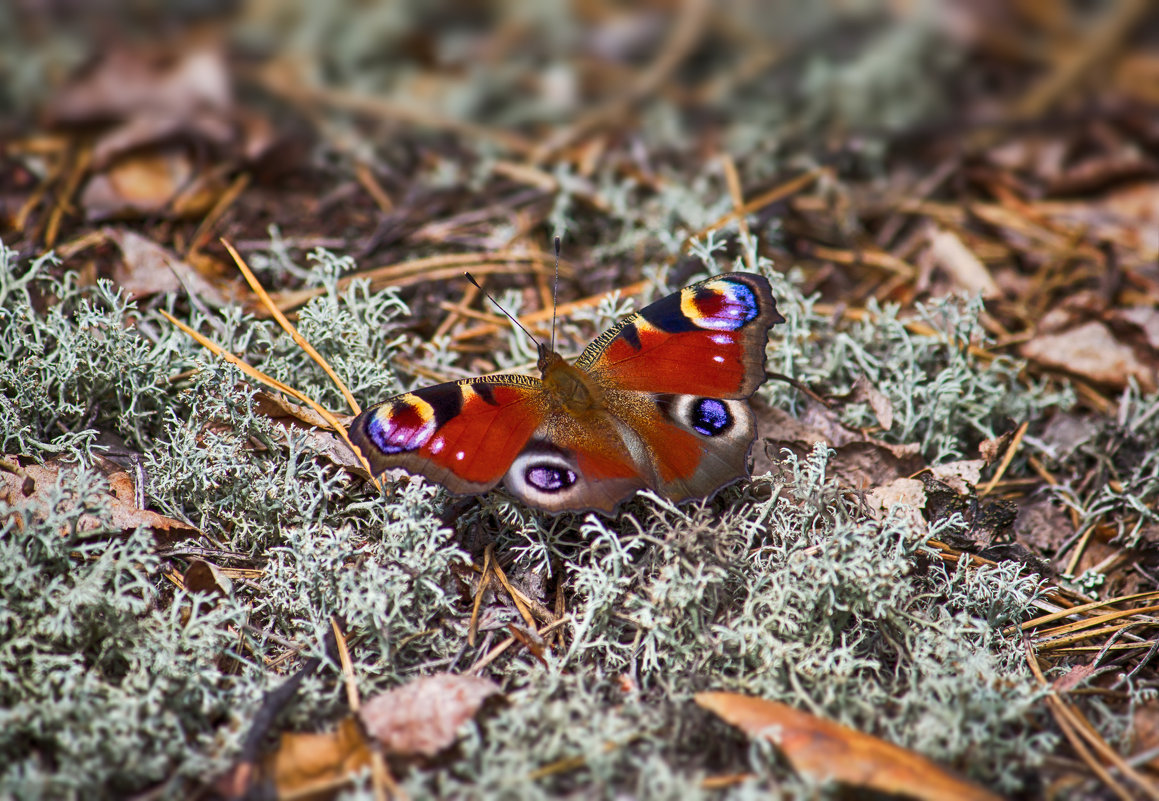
<box><xmin>0</xmin><ymin>236</ymin><xmax>1064</xmax><ymax>799</ymax></box>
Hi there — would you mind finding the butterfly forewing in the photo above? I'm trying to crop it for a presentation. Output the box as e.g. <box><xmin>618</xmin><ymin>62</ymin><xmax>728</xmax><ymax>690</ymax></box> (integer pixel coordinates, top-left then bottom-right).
<box><xmin>349</xmin><ymin>376</ymin><xmax>544</xmax><ymax>494</ymax></box>
<box><xmin>576</xmin><ymin>273</ymin><xmax>783</xmax><ymax>398</ymax></box>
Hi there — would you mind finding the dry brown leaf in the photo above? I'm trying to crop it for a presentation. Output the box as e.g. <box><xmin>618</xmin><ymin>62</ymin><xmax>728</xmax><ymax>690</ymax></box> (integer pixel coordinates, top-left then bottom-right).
<box><xmin>48</xmin><ymin>44</ymin><xmax>234</xmax><ymax>168</ymax></box>
<box><xmin>1021</xmin><ymin>320</ymin><xmax>1157</xmax><ymax>391</ymax></box>
<box><xmin>927</xmin><ymin>460</ymin><xmax>984</xmax><ymax>495</ymax></box>
<box><xmin>1115</xmin><ymin>306</ymin><xmax>1159</xmax><ymax>352</ymax></box>
<box><xmin>836</xmin><ymin>376</ymin><xmax>894</xmax><ymax>431</ymax></box>
<box><xmin>0</xmin><ymin>457</ymin><xmax>198</xmax><ymax>539</ymax></box>
<box><xmin>263</xmin><ymin>717</ymin><xmax>371</xmax><ymax>799</ymax></box>
<box><xmin>105</xmin><ymin>227</ymin><xmax>228</xmax><ymax>303</ymax></box>
<box><xmin>252</xmin><ymin>391</ymin><xmax>338</xmax><ymax>430</ymax></box>
<box><xmin>359</xmin><ymin>673</ymin><xmax>501</xmax><ymax>758</ymax></box>
<box><xmin>754</xmin><ymin>401</ymin><xmax>924</xmax><ymax>490</ymax></box>
<box><xmin>81</xmin><ymin>149</ymin><xmax>194</xmax><ymax>220</ymax></box>
<box><xmin>866</xmin><ymin>477</ymin><xmax>927</xmax><ymax>534</ymax></box>
<box><xmin>184</xmin><ymin>559</ymin><xmax>233</xmax><ymax>596</ymax></box>
<box><xmin>978</xmin><ymin>429</ymin><xmax>1016</xmax><ymax>465</ymax></box>
<box><xmin>250</xmin><ymin>393</ymin><xmax>365</xmax><ymax>476</ymax></box>
<box><xmin>1038</xmin><ymin>182</ymin><xmax>1159</xmax><ymax>261</ymax></box>
<box><xmin>926</xmin><ymin>227</ymin><xmax>1001</xmax><ymax>300</ymax></box>
<box><xmin>1051</xmin><ymin>661</ymin><xmax>1099</xmax><ymax>693</ymax></box>
<box><xmin>695</xmin><ymin>692</ymin><xmax>1002</xmax><ymax>801</ymax></box>
<box><xmin>1013</xmin><ymin>495</ymin><xmax>1074</xmax><ymax>555</ymax></box>
<box><xmin>1129</xmin><ymin>699</ymin><xmax>1159</xmax><ymax>770</ymax></box>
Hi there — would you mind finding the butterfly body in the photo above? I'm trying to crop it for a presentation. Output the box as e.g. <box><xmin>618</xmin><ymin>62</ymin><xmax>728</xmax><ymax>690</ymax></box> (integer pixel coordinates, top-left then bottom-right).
<box><xmin>350</xmin><ymin>273</ymin><xmax>784</xmax><ymax>513</ymax></box>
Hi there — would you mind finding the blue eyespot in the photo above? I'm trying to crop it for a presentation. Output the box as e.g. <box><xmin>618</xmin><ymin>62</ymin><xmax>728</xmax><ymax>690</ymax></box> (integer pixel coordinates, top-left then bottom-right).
<box><xmin>690</xmin><ymin>398</ymin><xmax>731</xmax><ymax>436</ymax></box>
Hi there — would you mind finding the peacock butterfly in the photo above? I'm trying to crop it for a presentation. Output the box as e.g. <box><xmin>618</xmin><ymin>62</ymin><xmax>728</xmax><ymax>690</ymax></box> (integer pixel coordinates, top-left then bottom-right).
<box><xmin>349</xmin><ymin>272</ymin><xmax>784</xmax><ymax>513</ymax></box>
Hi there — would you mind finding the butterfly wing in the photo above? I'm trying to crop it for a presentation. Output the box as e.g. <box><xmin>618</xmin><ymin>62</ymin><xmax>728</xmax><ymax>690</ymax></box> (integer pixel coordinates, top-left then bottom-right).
<box><xmin>351</xmin><ymin>273</ymin><xmax>783</xmax><ymax>514</ymax></box>
<box><xmin>349</xmin><ymin>375</ymin><xmax>547</xmax><ymax>495</ymax></box>
<box><xmin>577</xmin><ymin>273</ymin><xmax>783</xmax><ymax>504</ymax></box>
<box><xmin>351</xmin><ymin>373</ymin><xmax>652</xmax><ymax>512</ymax></box>
<box><xmin>576</xmin><ymin>272</ymin><xmax>783</xmax><ymax>398</ymax></box>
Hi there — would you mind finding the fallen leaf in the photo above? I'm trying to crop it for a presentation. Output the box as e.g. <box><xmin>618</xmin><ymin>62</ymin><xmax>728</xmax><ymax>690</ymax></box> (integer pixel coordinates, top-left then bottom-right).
<box><xmin>47</xmin><ymin>44</ymin><xmax>234</xmax><ymax>168</ymax></box>
<box><xmin>264</xmin><ymin>717</ymin><xmax>371</xmax><ymax>799</ymax></box>
<box><xmin>1051</xmin><ymin>661</ymin><xmax>1099</xmax><ymax>693</ymax></box>
<box><xmin>105</xmin><ymin>227</ymin><xmax>229</xmax><ymax>304</ymax></box>
<box><xmin>927</xmin><ymin>460</ymin><xmax>984</xmax><ymax>495</ymax></box>
<box><xmin>0</xmin><ymin>457</ymin><xmax>198</xmax><ymax>540</ymax></box>
<box><xmin>250</xmin><ymin>393</ymin><xmax>365</xmax><ymax>476</ymax></box>
<box><xmin>184</xmin><ymin>559</ymin><xmax>233</xmax><ymax>596</ymax></box>
<box><xmin>695</xmin><ymin>692</ymin><xmax>1002</xmax><ymax>801</ymax></box>
<box><xmin>753</xmin><ymin>401</ymin><xmax>924</xmax><ymax>489</ymax></box>
<box><xmin>1038</xmin><ymin>181</ymin><xmax>1159</xmax><ymax>261</ymax></box>
<box><xmin>836</xmin><ymin>376</ymin><xmax>894</xmax><ymax>431</ymax></box>
<box><xmin>359</xmin><ymin>673</ymin><xmax>501</xmax><ymax>758</ymax></box>
<box><xmin>1129</xmin><ymin>699</ymin><xmax>1159</xmax><ymax>770</ymax></box>
<box><xmin>1115</xmin><ymin>306</ymin><xmax>1159</xmax><ymax>352</ymax></box>
<box><xmin>1013</xmin><ymin>494</ymin><xmax>1075</xmax><ymax>555</ymax></box>
<box><xmin>866</xmin><ymin>477</ymin><xmax>927</xmax><ymax>535</ymax></box>
<box><xmin>1021</xmin><ymin>320</ymin><xmax>1157</xmax><ymax>392</ymax></box>
<box><xmin>80</xmin><ymin>148</ymin><xmax>194</xmax><ymax>220</ymax></box>
<box><xmin>926</xmin><ymin>227</ymin><xmax>1001</xmax><ymax>300</ymax></box>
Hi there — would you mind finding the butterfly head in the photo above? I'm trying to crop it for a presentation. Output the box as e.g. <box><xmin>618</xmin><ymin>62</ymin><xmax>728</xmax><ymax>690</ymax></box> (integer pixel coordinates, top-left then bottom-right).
<box><xmin>536</xmin><ymin>343</ymin><xmax>563</xmax><ymax>375</ymax></box>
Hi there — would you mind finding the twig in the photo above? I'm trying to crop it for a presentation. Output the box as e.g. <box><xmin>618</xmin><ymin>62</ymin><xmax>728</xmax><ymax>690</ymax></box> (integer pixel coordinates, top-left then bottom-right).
<box><xmin>188</xmin><ymin>172</ymin><xmax>250</xmax><ymax>256</ymax></box>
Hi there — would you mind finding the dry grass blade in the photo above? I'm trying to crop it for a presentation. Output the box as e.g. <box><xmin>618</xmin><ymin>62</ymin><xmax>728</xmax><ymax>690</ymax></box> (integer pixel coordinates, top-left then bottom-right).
<box><xmin>330</xmin><ymin>618</ymin><xmax>404</xmax><ymax>801</ymax></box>
<box><xmin>1016</xmin><ymin>590</ymin><xmax>1159</xmax><ymax>633</ymax></box>
<box><xmin>452</xmin><ymin>280</ymin><xmax>651</xmax><ymax>342</ymax></box>
<box><xmin>158</xmin><ymin>310</ymin><xmax>381</xmax><ymax>491</ymax></box>
<box><xmin>468</xmin><ymin>545</ymin><xmax>494</xmax><ymax>648</ymax></box>
<box><xmin>469</xmin><ymin>616</ymin><xmax>571</xmax><ymax>676</ymax></box>
<box><xmin>685</xmin><ymin>166</ymin><xmax>828</xmax><ymax>250</ymax></box>
<box><xmin>489</xmin><ymin>558</ymin><xmax>536</xmax><ymax>631</ymax></box>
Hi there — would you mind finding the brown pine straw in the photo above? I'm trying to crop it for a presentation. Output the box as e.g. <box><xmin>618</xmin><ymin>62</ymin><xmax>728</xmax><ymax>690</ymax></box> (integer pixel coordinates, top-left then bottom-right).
<box><xmin>467</xmin><ymin>545</ymin><xmax>494</xmax><ymax>648</ymax></box>
<box><xmin>979</xmin><ymin>421</ymin><xmax>1029</xmax><ymax>496</ymax></box>
<box><xmin>1025</xmin><ymin>640</ymin><xmax>1158</xmax><ymax>801</ymax></box>
<box><xmin>330</xmin><ymin>618</ymin><xmax>404</xmax><ymax>801</ymax></box>
<box><xmin>222</xmin><ymin>240</ymin><xmax>360</xmax><ymax>416</ymax></box>
<box><xmin>160</xmin><ymin>238</ymin><xmax>382</xmax><ymax>491</ymax></box>
<box><xmin>720</xmin><ymin>153</ymin><xmax>756</xmax><ymax>273</ymax></box>
<box><xmin>468</xmin><ymin>616</ymin><xmax>572</xmax><ymax>676</ymax></box>
<box><xmin>266</xmin><ymin>249</ymin><xmax>567</xmax><ymax>312</ymax></box>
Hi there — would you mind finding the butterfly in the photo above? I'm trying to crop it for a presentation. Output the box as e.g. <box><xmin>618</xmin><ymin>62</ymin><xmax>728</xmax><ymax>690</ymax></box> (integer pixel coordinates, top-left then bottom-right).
<box><xmin>349</xmin><ymin>273</ymin><xmax>784</xmax><ymax>513</ymax></box>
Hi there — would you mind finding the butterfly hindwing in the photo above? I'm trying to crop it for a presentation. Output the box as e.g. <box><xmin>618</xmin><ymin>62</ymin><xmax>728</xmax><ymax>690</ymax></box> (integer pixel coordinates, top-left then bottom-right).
<box><xmin>577</xmin><ymin>272</ymin><xmax>782</xmax><ymax>398</ymax></box>
<box><xmin>637</xmin><ymin>394</ymin><xmax>757</xmax><ymax>501</ymax></box>
<box><xmin>349</xmin><ymin>376</ymin><xmax>545</xmax><ymax>494</ymax></box>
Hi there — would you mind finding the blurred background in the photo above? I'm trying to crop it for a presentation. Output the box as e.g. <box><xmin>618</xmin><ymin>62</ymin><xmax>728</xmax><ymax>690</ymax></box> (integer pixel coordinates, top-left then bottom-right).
<box><xmin>1</xmin><ymin>0</ymin><xmax>1157</xmax><ymax>315</ymax></box>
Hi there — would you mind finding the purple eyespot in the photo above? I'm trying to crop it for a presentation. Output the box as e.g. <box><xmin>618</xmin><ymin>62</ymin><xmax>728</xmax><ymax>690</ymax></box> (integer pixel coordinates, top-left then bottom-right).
<box><xmin>526</xmin><ymin>465</ymin><xmax>578</xmax><ymax>492</ymax></box>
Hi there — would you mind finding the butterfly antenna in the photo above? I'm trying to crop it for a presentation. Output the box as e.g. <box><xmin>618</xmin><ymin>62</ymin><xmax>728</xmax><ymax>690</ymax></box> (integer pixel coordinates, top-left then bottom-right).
<box><xmin>464</xmin><ymin>272</ymin><xmax>541</xmax><ymax>348</ymax></box>
<box><xmin>550</xmin><ymin>236</ymin><xmax>561</xmax><ymax>354</ymax></box>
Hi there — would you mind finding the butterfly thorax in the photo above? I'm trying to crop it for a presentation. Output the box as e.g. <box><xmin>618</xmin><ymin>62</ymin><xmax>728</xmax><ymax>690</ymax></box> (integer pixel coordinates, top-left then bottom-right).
<box><xmin>538</xmin><ymin>347</ymin><xmax>604</xmax><ymax>415</ymax></box>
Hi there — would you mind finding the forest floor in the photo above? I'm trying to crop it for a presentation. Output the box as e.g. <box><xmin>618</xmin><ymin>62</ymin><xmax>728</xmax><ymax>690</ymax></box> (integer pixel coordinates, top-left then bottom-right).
<box><xmin>2</xmin><ymin>2</ymin><xmax>1159</xmax><ymax>799</ymax></box>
